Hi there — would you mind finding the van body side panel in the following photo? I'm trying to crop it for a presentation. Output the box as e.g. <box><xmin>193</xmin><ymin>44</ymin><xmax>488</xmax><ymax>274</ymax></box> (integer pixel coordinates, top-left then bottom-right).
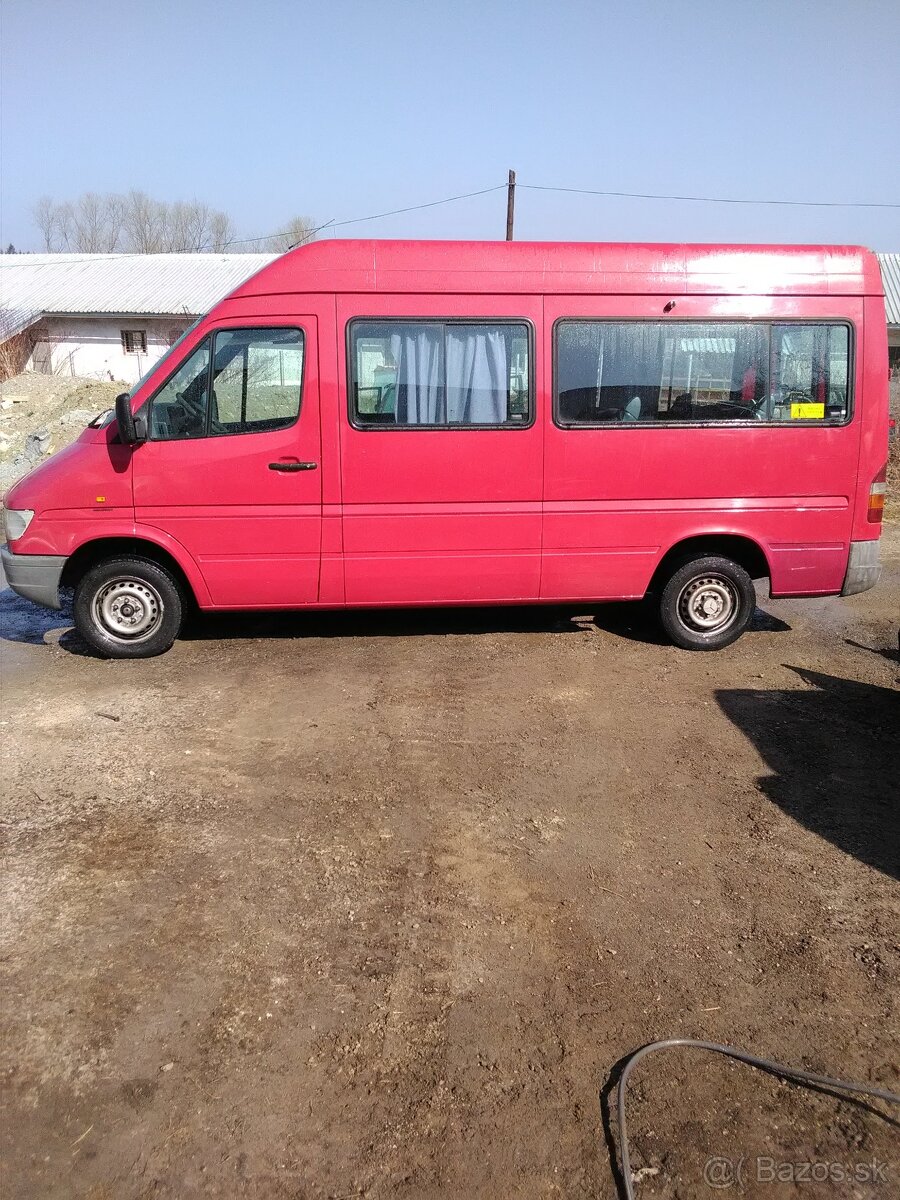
<box><xmin>210</xmin><ymin>294</ymin><xmax>344</xmax><ymax>605</ymax></box>
<box><xmin>303</xmin><ymin>295</ymin><xmax>344</xmax><ymax>605</ymax></box>
<box><xmin>336</xmin><ymin>294</ymin><xmax>543</xmax><ymax>605</ymax></box>
<box><xmin>5</xmin><ymin>437</ymin><xmax>134</xmax><ymax>558</ymax></box>
<box><xmin>852</xmin><ymin>295</ymin><xmax>889</xmax><ymax>542</ymax></box>
<box><xmin>542</xmin><ymin>293</ymin><xmax>864</xmax><ymax>600</ymax></box>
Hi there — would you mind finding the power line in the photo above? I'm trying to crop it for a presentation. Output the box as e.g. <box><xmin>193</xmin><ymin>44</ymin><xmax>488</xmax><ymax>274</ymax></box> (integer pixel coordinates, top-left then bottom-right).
<box><xmin>225</xmin><ymin>219</ymin><xmax>330</xmax><ymax>249</ymax></box>
<box><xmin>20</xmin><ymin>178</ymin><xmax>899</xmax><ymax>259</ymax></box>
<box><xmin>234</xmin><ymin>184</ymin><xmax>508</xmax><ymax>250</ymax></box>
<box><xmin>247</xmin><ymin>179</ymin><xmax>900</xmax><ymax>251</ymax></box>
<box><xmin>13</xmin><ymin>186</ymin><xmax>505</xmax><ymax>258</ymax></box>
<box><xmin>326</xmin><ymin>183</ymin><xmax>507</xmax><ymax>229</ymax></box>
<box><xmin>519</xmin><ymin>183</ymin><xmax>900</xmax><ymax>209</ymax></box>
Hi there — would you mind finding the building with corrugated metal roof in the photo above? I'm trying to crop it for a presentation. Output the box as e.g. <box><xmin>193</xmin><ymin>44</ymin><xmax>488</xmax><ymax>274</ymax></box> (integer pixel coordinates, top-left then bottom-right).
<box><xmin>2</xmin><ymin>248</ymin><xmax>899</xmax><ymax>382</ymax></box>
<box><xmin>0</xmin><ymin>253</ymin><xmax>275</xmax><ymax>382</ymax></box>
<box><xmin>878</xmin><ymin>253</ymin><xmax>900</xmax><ymax>372</ymax></box>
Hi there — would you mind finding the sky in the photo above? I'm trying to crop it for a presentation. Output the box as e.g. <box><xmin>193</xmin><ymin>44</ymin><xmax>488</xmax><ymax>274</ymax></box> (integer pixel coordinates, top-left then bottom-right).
<box><xmin>1</xmin><ymin>0</ymin><xmax>898</xmax><ymax>251</ymax></box>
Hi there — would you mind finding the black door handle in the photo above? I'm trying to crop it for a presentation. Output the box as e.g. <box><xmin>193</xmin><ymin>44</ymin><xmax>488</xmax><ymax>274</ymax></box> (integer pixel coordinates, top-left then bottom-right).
<box><xmin>268</xmin><ymin>461</ymin><xmax>318</xmax><ymax>472</ymax></box>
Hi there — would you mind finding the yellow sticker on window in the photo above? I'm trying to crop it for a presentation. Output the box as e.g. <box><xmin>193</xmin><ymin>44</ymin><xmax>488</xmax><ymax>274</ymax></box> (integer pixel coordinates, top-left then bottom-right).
<box><xmin>790</xmin><ymin>402</ymin><xmax>825</xmax><ymax>420</ymax></box>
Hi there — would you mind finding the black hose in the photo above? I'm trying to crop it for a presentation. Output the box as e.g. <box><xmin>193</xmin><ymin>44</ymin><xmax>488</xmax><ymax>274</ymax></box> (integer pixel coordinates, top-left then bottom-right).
<box><xmin>616</xmin><ymin>1037</ymin><xmax>900</xmax><ymax>1200</ymax></box>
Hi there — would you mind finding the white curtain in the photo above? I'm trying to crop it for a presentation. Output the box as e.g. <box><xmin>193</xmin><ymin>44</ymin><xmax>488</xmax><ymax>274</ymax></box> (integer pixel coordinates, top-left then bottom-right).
<box><xmin>445</xmin><ymin>327</ymin><xmax>507</xmax><ymax>424</ymax></box>
<box><xmin>391</xmin><ymin>327</ymin><xmax>443</xmax><ymax>424</ymax></box>
<box><xmin>391</xmin><ymin>325</ymin><xmax>509</xmax><ymax>425</ymax></box>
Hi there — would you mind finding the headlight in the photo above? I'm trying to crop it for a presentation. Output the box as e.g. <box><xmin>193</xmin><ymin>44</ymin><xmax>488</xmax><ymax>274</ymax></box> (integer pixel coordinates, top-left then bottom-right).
<box><xmin>3</xmin><ymin>508</ymin><xmax>35</xmax><ymax>541</ymax></box>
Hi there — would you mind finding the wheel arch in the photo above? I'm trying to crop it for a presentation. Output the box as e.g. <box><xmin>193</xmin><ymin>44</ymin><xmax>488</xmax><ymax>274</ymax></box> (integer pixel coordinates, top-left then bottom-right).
<box><xmin>60</xmin><ymin>534</ymin><xmax>207</xmax><ymax>606</ymax></box>
<box><xmin>648</xmin><ymin>533</ymin><xmax>771</xmax><ymax>594</ymax></box>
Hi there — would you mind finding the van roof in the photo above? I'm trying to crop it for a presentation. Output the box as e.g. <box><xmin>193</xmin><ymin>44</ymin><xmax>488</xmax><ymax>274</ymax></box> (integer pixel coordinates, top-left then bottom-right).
<box><xmin>230</xmin><ymin>240</ymin><xmax>883</xmax><ymax>299</ymax></box>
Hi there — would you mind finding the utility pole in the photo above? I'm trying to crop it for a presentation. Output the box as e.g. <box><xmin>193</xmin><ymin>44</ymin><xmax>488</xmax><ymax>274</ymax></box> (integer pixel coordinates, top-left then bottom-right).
<box><xmin>505</xmin><ymin>169</ymin><xmax>516</xmax><ymax>240</ymax></box>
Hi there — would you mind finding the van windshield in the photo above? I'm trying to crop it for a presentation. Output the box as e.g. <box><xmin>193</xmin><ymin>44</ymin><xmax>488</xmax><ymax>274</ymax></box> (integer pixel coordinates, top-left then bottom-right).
<box><xmin>128</xmin><ymin>317</ymin><xmax>203</xmax><ymax>401</ymax></box>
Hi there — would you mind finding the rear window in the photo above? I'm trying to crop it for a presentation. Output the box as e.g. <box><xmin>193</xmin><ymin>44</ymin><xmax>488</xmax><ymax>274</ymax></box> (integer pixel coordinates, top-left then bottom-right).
<box><xmin>349</xmin><ymin>320</ymin><xmax>532</xmax><ymax>428</ymax></box>
<box><xmin>555</xmin><ymin>321</ymin><xmax>850</xmax><ymax>426</ymax></box>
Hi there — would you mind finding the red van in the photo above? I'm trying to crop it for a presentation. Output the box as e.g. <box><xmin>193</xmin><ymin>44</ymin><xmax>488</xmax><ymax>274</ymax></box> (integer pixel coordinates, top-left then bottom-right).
<box><xmin>1</xmin><ymin>241</ymin><xmax>889</xmax><ymax>658</ymax></box>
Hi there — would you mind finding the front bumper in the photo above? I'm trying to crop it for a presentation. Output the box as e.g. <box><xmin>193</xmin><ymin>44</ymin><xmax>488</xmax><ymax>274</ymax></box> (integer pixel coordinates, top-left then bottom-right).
<box><xmin>1</xmin><ymin>544</ymin><xmax>66</xmax><ymax>610</ymax></box>
<box><xmin>841</xmin><ymin>539</ymin><xmax>881</xmax><ymax>597</ymax></box>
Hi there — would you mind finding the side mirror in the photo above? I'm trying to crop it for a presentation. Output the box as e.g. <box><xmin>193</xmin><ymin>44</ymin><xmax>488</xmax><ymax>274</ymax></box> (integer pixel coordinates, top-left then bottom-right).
<box><xmin>115</xmin><ymin>393</ymin><xmax>144</xmax><ymax>445</ymax></box>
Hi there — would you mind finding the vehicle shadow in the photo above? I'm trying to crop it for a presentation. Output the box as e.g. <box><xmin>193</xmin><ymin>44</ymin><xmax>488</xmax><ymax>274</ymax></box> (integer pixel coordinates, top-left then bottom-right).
<box><xmin>0</xmin><ymin>587</ymin><xmax>794</xmax><ymax>656</ymax></box>
<box><xmin>0</xmin><ymin>601</ymin><xmax>601</xmax><ymax>656</ymax></box>
<box><xmin>181</xmin><ymin>601</ymin><xmax>788</xmax><ymax>647</ymax></box>
<box><xmin>717</xmin><ymin>667</ymin><xmax>900</xmax><ymax>880</ymax></box>
<box><xmin>179</xmin><ymin>604</ymin><xmax>605</xmax><ymax>643</ymax></box>
<box><xmin>591</xmin><ymin>600</ymin><xmax>790</xmax><ymax>646</ymax></box>
<box><xmin>0</xmin><ymin>587</ymin><xmax>74</xmax><ymax>647</ymax></box>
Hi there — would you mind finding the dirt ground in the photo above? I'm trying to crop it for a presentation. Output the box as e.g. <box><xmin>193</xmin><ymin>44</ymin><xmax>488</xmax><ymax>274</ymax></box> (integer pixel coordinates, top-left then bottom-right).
<box><xmin>1</xmin><ymin>526</ymin><xmax>898</xmax><ymax>1199</ymax></box>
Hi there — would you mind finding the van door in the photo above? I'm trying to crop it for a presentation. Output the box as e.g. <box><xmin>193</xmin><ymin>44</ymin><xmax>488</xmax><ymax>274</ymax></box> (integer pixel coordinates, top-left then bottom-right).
<box><xmin>133</xmin><ymin>317</ymin><xmax>322</xmax><ymax>607</ymax></box>
<box><xmin>338</xmin><ymin>295</ymin><xmax>542</xmax><ymax>604</ymax></box>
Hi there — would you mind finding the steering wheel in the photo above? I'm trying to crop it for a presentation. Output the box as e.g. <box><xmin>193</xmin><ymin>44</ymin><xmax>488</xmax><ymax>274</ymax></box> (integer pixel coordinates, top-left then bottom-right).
<box><xmin>173</xmin><ymin>389</ymin><xmax>206</xmax><ymax>436</ymax></box>
<box><xmin>749</xmin><ymin>393</ymin><xmax>769</xmax><ymax>419</ymax></box>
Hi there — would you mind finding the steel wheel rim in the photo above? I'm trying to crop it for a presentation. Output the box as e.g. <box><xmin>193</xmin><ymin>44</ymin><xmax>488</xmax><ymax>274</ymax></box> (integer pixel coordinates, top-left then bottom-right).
<box><xmin>93</xmin><ymin>578</ymin><xmax>164</xmax><ymax>643</ymax></box>
<box><xmin>677</xmin><ymin>575</ymin><xmax>738</xmax><ymax>634</ymax></box>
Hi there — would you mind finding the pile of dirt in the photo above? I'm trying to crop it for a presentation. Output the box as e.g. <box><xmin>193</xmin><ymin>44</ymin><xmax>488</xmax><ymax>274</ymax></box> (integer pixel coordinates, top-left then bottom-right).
<box><xmin>0</xmin><ymin>373</ymin><xmax>126</xmax><ymax>494</ymax></box>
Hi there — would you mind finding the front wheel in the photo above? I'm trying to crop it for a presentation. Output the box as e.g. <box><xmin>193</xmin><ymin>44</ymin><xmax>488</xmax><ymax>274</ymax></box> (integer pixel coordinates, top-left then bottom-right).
<box><xmin>659</xmin><ymin>555</ymin><xmax>756</xmax><ymax>651</ymax></box>
<box><xmin>74</xmin><ymin>557</ymin><xmax>184</xmax><ymax>658</ymax></box>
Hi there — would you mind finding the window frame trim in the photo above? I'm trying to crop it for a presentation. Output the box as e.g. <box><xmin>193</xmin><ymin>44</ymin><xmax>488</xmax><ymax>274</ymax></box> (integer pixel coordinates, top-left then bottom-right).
<box><xmin>346</xmin><ymin>316</ymin><xmax>536</xmax><ymax>431</ymax></box>
<box><xmin>145</xmin><ymin>323</ymin><xmax>307</xmax><ymax>442</ymax></box>
<box><xmin>551</xmin><ymin>316</ymin><xmax>856</xmax><ymax>431</ymax></box>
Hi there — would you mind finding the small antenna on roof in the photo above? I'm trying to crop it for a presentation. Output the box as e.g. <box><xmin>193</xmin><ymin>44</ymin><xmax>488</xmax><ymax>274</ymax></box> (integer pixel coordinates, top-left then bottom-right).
<box><xmin>289</xmin><ymin>219</ymin><xmax>334</xmax><ymax>250</ymax></box>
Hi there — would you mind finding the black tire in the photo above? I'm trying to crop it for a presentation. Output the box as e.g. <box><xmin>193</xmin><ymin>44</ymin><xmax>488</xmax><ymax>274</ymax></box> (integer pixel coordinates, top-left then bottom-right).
<box><xmin>659</xmin><ymin>555</ymin><xmax>755</xmax><ymax>651</ymax></box>
<box><xmin>73</xmin><ymin>557</ymin><xmax>184</xmax><ymax>659</ymax></box>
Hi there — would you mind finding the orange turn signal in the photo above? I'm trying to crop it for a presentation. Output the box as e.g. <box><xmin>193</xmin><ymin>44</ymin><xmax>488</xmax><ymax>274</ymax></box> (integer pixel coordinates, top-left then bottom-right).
<box><xmin>867</xmin><ymin>466</ymin><xmax>886</xmax><ymax>524</ymax></box>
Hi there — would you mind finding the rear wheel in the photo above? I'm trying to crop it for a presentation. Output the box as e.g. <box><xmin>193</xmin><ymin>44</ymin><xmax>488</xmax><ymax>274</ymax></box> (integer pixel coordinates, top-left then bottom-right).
<box><xmin>74</xmin><ymin>557</ymin><xmax>184</xmax><ymax>658</ymax></box>
<box><xmin>659</xmin><ymin>555</ymin><xmax>755</xmax><ymax>651</ymax></box>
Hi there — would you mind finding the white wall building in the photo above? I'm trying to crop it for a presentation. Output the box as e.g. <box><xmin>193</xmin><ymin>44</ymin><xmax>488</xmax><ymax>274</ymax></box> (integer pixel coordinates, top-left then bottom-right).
<box><xmin>0</xmin><ymin>253</ymin><xmax>276</xmax><ymax>384</ymax></box>
<box><xmin>3</xmin><ymin>248</ymin><xmax>899</xmax><ymax>381</ymax></box>
<box><xmin>879</xmin><ymin>253</ymin><xmax>900</xmax><ymax>370</ymax></box>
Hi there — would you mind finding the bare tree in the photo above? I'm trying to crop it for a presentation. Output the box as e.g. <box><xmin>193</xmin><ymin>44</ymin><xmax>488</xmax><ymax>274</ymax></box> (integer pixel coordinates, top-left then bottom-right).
<box><xmin>166</xmin><ymin>201</ymin><xmax>200</xmax><ymax>251</ymax></box>
<box><xmin>34</xmin><ymin>196</ymin><xmax>60</xmax><ymax>251</ymax></box>
<box><xmin>31</xmin><ymin>192</ymin><xmax>242</xmax><ymax>253</ymax></box>
<box><xmin>0</xmin><ymin>310</ymin><xmax>40</xmax><ymax>378</ymax></box>
<box><xmin>68</xmin><ymin>192</ymin><xmax>123</xmax><ymax>252</ymax></box>
<box><xmin>53</xmin><ymin>202</ymin><xmax>76</xmax><ymax>250</ymax></box>
<box><xmin>122</xmin><ymin>191</ymin><xmax>168</xmax><ymax>253</ymax></box>
<box><xmin>208</xmin><ymin>210</ymin><xmax>236</xmax><ymax>253</ymax></box>
<box><xmin>261</xmin><ymin>216</ymin><xmax>318</xmax><ymax>253</ymax></box>
<box><xmin>165</xmin><ymin>201</ymin><xmax>235</xmax><ymax>252</ymax></box>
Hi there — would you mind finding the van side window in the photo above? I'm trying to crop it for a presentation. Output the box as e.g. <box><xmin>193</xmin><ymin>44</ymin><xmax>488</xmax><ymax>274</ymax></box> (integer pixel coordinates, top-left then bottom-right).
<box><xmin>555</xmin><ymin>321</ymin><xmax>850</xmax><ymax>426</ymax></box>
<box><xmin>148</xmin><ymin>338</ymin><xmax>211</xmax><ymax>440</ymax></box>
<box><xmin>148</xmin><ymin>328</ymin><xmax>304</xmax><ymax>440</ymax></box>
<box><xmin>210</xmin><ymin>329</ymin><xmax>304</xmax><ymax>434</ymax></box>
<box><xmin>771</xmin><ymin>324</ymin><xmax>849</xmax><ymax>421</ymax></box>
<box><xmin>350</xmin><ymin>321</ymin><xmax>531</xmax><ymax>428</ymax></box>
